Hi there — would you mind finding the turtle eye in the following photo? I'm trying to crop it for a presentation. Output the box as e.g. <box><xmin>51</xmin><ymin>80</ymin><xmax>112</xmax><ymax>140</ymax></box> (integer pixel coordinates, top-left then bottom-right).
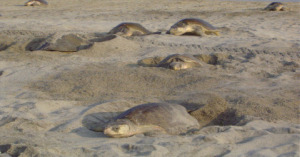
<box><xmin>175</xmin><ymin>58</ymin><xmax>183</xmax><ymax>62</ymax></box>
<box><xmin>177</xmin><ymin>22</ymin><xmax>186</xmax><ymax>27</ymax></box>
<box><xmin>112</xmin><ymin>126</ymin><xmax>120</xmax><ymax>132</ymax></box>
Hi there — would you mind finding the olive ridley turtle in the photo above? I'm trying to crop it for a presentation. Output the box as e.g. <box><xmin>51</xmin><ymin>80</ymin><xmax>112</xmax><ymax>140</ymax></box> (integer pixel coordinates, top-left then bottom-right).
<box><xmin>103</xmin><ymin>103</ymin><xmax>200</xmax><ymax>138</ymax></box>
<box><xmin>25</xmin><ymin>0</ymin><xmax>48</xmax><ymax>6</ymax></box>
<box><xmin>138</xmin><ymin>54</ymin><xmax>203</xmax><ymax>70</ymax></box>
<box><xmin>264</xmin><ymin>2</ymin><xmax>288</xmax><ymax>11</ymax></box>
<box><xmin>167</xmin><ymin>18</ymin><xmax>220</xmax><ymax>36</ymax></box>
<box><xmin>108</xmin><ymin>22</ymin><xmax>160</xmax><ymax>36</ymax></box>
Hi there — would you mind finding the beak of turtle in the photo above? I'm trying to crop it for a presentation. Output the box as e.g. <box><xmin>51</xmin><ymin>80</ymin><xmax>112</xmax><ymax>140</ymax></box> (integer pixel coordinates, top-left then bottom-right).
<box><xmin>103</xmin><ymin>128</ymin><xmax>109</xmax><ymax>135</ymax></box>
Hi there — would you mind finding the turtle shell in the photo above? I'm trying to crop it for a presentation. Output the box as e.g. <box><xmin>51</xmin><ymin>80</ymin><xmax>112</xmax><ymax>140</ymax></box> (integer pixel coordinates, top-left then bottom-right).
<box><xmin>113</xmin><ymin>103</ymin><xmax>200</xmax><ymax>135</ymax></box>
<box><xmin>174</xmin><ymin>18</ymin><xmax>217</xmax><ymax>30</ymax></box>
<box><xmin>264</xmin><ymin>2</ymin><xmax>284</xmax><ymax>11</ymax></box>
<box><xmin>108</xmin><ymin>22</ymin><xmax>152</xmax><ymax>35</ymax></box>
<box><xmin>157</xmin><ymin>54</ymin><xmax>201</xmax><ymax>68</ymax></box>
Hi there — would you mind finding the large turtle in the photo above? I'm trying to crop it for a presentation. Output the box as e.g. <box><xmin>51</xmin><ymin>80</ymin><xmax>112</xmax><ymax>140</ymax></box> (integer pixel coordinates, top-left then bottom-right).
<box><xmin>264</xmin><ymin>2</ymin><xmax>288</xmax><ymax>11</ymax></box>
<box><xmin>25</xmin><ymin>0</ymin><xmax>48</xmax><ymax>6</ymax></box>
<box><xmin>108</xmin><ymin>22</ymin><xmax>160</xmax><ymax>37</ymax></box>
<box><xmin>103</xmin><ymin>103</ymin><xmax>200</xmax><ymax>138</ymax></box>
<box><xmin>138</xmin><ymin>54</ymin><xmax>203</xmax><ymax>70</ymax></box>
<box><xmin>167</xmin><ymin>18</ymin><xmax>220</xmax><ymax>36</ymax></box>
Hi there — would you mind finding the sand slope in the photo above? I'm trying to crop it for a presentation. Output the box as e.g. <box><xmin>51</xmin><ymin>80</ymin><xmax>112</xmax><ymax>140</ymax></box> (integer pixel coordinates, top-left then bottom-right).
<box><xmin>0</xmin><ymin>0</ymin><xmax>299</xmax><ymax>156</ymax></box>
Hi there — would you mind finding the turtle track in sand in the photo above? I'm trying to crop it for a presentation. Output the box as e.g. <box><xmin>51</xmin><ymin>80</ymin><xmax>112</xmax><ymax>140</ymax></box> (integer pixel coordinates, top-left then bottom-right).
<box><xmin>1</xmin><ymin>29</ymin><xmax>298</xmax><ymax>58</ymax></box>
<box><xmin>128</xmin><ymin>36</ymin><xmax>299</xmax><ymax>58</ymax></box>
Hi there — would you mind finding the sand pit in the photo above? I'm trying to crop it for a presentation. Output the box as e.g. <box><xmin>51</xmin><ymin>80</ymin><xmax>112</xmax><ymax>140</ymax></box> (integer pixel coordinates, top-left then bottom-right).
<box><xmin>0</xmin><ymin>0</ymin><xmax>299</xmax><ymax>156</ymax></box>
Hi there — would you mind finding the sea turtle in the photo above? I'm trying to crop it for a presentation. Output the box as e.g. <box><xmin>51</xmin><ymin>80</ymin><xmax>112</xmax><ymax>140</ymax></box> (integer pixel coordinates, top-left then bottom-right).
<box><xmin>103</xmin><ymin>103</ymin><xmax>200</xmax><ymax>138</ymax></box>
<box><xmin>264</xmin><ymin>2</ymin><xmax>288</xmax><ymax>11</ymax></box>
<box><xmin>138</xmin><ymin>54</ymin><xmax>202</xmax><ymax>70</ymax></box>
<box><xmin>167</xmin><ymin>18</ymin><xmax>220</xmax><ymax>36</ymax></box>
<box><xmin>138</xmin><ymin>53</ymin><xmax>231</xmax><ymax>70</ymax></box>
<box><xmin>26</xmin><ymin>33</ymin><xmax>93</xmax><ymax>52</ymax></box>
<box><xmin>25</xmin><ymin>0</ymin><xmax>48</xmax><ymax>6</ymax></box>
<box><xmin>108</xmin><ymin>22</ymin><xmax>160</xmax><ymax>36</ymax></box>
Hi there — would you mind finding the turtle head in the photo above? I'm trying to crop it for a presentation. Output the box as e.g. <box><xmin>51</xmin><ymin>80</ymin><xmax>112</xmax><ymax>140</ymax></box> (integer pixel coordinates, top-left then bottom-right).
<box><xmin>25</xmin><ymin>0</ymin><xmax>46</xmax><ymax>6</ymax></box>
<box><xmin>25</xmin><ymin>1</ymin><xmax>36</xmax><ymax>6</ymax></box>
<box><xmin>265</xmin><ymin>2</ymin><xmax>284</xmax><ymax>11</ymax></box>
<box><xmin>170</xmin><ymin>62</ymin><xmax>190</xmax><ymax>70</ymax></box>
<box><xmin>168</xmin><ymin>21</ymin><xmax>190</xmax><ymax>36</ymax></box>
<box><xmin>104</xmin><ymin>119</ymin><xmax>137</xmax><ymax>138</ymax></box>
<box><xmin>168</xmin><ymin>26</ymin><xmax>188</xmax><ymax>36</ymax></box>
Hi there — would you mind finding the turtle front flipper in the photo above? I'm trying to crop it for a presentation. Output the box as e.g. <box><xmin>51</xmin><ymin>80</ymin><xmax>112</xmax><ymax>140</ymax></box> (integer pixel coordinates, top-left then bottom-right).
<box><xmin>131</xmin><ymin>31</ymin><xmax>147</xmax><ymax>36</ymax></box>
<box><xmin>117</xmin><ymin>27</ymin><xmax>130</xmax><ymax>36</ymax></box>
<box><xmin>193</xmin><ymin>27</ymin><xmax>206</xmax><ymax>36</ymax></box>
<box><xmin>143</xmin><ymin>129</ymin><xmax>167</xmax><ymax>137</ymax></box>
<box><xmin>138</xmin><ymin>56</ymin><xmax>165</xmax><ymax>67</ymax></box>
<box><xmin>280</xmin><ymin>7</ymin><xmax>289</xmax><ymax>11</ymax></box>
<box><xmin>207</xmin><ymin>30</ymin><xmax>220</xmax><ymax>36</ymax></box>
<box><xmin>140</xmin><ymin>125</ymin><xmax>167</xmax><ymax>136</ymax></box>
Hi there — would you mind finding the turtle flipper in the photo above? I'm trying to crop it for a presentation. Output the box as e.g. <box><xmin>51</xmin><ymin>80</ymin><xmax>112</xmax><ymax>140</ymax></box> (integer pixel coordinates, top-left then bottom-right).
<box><xmin>138</xmin><ymin>56</ymin><xmax>165</xmax><ymax>67</ymax></box>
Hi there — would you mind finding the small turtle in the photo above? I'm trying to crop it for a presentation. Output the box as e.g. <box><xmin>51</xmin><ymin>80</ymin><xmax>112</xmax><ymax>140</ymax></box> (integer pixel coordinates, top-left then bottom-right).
<box><xmin>264</xmin><ymin>2</ymin><xmax>288</xmax><ymax>11</ymax></box>
<box><xmin>167</xmin><ymin>18</ymin><xmax>220</xmax><ymax>36</ymax></box>
<box><xmin>104</xmin><ymin>103</ymin><xmax>200</xmax><ymax>138</ymax></box>
<box><xmin>25</xmin><ymin>0</ymin><xmax>48</xmax><ymax>6</ymax></box>
<box><xmin>108</xmin><ymin>22</ymin><xmax>160</xmax><ymax>36</ymax></box>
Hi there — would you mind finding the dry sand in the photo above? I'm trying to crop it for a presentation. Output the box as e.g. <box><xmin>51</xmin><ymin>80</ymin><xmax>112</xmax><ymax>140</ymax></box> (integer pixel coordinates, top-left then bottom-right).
<box><xmin>0</xmin><ymin>0</ymin><xmax>299</xmax><ymax>156</ymax></box>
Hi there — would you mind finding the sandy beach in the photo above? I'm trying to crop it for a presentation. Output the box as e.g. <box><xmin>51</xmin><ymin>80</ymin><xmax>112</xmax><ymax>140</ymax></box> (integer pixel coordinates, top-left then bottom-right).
<box><xmin>0</xmin><ymin>0</ymin><xmax>299</xmax><ymax>156</ymax></box>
